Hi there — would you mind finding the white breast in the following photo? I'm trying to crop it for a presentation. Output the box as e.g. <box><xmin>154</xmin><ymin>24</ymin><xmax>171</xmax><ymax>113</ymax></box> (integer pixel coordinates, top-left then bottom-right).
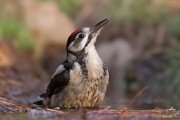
<box><xmin>85</xmin><ymin>45</ymin><xmax>104</xmax><ymax>79</ymax></box>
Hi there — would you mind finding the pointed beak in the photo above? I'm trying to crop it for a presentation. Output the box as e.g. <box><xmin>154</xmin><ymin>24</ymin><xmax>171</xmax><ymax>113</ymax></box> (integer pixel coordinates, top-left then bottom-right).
<box><xmin>89</xmin><ymin>19</ymin><xmax>109</xmax><ymax>36</ymax></box>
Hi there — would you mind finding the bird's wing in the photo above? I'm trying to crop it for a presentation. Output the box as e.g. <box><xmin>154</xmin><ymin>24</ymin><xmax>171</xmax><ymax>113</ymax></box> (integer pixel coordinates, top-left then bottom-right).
<box><xmin>46</xmin><ymin>69</ymin><xmax>70</xmax><ymax>98</ymax></box>
<box><xmin>39</xmin><ymin>60</ymin><xmax>74</xmax><ymax>99</ymax></box>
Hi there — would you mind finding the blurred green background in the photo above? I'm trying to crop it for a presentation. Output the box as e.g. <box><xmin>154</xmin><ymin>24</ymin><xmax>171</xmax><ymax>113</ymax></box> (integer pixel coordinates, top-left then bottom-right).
<box><xmin>0</xmin><ymin>0</ymin><xmax>180</xmax><ymax>109</ymax></box>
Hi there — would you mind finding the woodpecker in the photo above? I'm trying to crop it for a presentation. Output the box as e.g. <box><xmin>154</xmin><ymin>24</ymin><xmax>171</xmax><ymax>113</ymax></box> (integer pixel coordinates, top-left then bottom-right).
<box><xmin>34</xmin><ymin>19</ymin><xmax>109</xmax><ymax>108</ymax></box>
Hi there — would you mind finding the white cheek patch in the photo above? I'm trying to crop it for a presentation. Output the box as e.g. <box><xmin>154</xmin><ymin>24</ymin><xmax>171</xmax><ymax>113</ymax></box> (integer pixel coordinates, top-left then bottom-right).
<box><xmin>68</xmin><ymin>27</ymin><xmax>90</xmax><ymax>52</ymax></box>
<box><xmin>69</xmin><ymin>34</ymin><xmax>88</xmax><ymax>52</ymax></box>
<box><xmin>68</xmin><ymin>41</ymin><xmax>74</xmax><ymax>50</ymax></box>
<box><xmin>78</xmin><ymin>35</ymin><xmax>88</xmax><ymax>50</ymax></box>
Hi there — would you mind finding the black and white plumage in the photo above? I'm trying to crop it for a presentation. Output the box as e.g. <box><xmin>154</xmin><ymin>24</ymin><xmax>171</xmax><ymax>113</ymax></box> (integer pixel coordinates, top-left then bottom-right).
<box><xmin>34</xmin><ymin>19</ymin><xmax>109</xmax><ymax>108</ymax></box>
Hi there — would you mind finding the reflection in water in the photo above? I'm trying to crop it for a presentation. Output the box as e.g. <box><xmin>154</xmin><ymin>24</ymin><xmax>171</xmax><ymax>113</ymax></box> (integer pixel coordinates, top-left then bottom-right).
<box><xmin>0</xmin><ymin>101</ymin><xmax>179</xmax><ymax>120</ymax></box>
<box><xmin>0</xmin><ymin>110</ymin><xmax>63</xmax><ymax>120</ymax></box>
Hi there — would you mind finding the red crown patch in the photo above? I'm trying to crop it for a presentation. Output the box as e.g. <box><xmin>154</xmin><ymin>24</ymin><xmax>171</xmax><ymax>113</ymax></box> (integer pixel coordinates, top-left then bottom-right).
<box><xmin>70</xmin><ymin>29</ymin><xmax>81</xmax><ymax>37</ymax></box>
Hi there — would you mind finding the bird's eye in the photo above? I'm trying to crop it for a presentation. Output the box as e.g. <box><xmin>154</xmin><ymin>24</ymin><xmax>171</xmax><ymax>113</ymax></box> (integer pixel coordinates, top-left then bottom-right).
<box><xmin>78</xmin><ymin>34</ymin><xmax>85</xmax><ymax>39</ymax></box>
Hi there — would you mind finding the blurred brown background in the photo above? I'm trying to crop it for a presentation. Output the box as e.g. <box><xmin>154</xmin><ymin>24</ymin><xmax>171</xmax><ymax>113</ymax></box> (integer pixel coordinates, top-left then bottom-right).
<box><xmin>0</xmin><ymin>0</ymin><xmax>180</xmax><ymax>109</ymax></box>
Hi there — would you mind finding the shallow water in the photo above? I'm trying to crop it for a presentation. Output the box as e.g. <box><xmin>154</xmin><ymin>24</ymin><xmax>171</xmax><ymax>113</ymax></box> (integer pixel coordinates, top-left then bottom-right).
<box><xmin>0</xmin><ymin>100</ymin><xmax>179</xmax><ymax>120</ymax></box>
<box><xmin>0</xmin><ymin>110</ymin><xmax>64</xmax><ymax>120</ymax></box>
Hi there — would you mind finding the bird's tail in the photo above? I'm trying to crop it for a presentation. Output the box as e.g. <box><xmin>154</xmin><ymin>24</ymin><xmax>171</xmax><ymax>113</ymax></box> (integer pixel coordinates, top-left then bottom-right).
<box><xmin>37</xmin><ymin>93</ymin><xmax>47</xmax><ymax>100</ymax></box>
<box><xmin>32</xmin><ymin>93</ymin><xmax>47</xmax><ymax>107</ymax></box>
<box><xmin>32</xmin><ymin>100</ymin><xmax>47</xmax><ymax>108</ymax></box>
<box><xmin>33</xmin><ymin>100</ymin><xmax>44</xmax><ymax>105</ymax></box>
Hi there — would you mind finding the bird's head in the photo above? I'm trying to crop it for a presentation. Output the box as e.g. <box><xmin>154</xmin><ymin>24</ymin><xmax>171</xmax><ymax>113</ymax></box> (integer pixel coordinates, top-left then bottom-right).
<box><xmin>66</xmin><ymin>19</ymin><xmax>109</xmax><ymax>57</ymax></box>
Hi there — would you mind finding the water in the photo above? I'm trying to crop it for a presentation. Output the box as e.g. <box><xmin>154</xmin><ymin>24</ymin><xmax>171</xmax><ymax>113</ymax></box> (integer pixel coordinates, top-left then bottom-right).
<box><xmin>0</xmin><ymin>110</ymin><xmax>64</xmax><ymax>120</ymax></box>
<box><xmin>0</xmin><ymin>101</ymin><xmax>179</xmax><ymax>120</ymax></box>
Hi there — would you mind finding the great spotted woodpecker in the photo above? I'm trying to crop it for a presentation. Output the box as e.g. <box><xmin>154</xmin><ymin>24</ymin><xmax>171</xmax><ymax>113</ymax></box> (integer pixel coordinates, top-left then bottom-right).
<box><xmin>34</xmin><ymin>19</ymin><xmax>109</xmax><ymax>108</ymax></box>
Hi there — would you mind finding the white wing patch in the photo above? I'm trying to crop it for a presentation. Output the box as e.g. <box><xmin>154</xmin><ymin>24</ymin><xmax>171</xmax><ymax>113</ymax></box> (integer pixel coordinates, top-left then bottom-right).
<box><xmin>52</xmin><ymin>64</ymin><xmax>65</xmax><ymax>78</ymax></box>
